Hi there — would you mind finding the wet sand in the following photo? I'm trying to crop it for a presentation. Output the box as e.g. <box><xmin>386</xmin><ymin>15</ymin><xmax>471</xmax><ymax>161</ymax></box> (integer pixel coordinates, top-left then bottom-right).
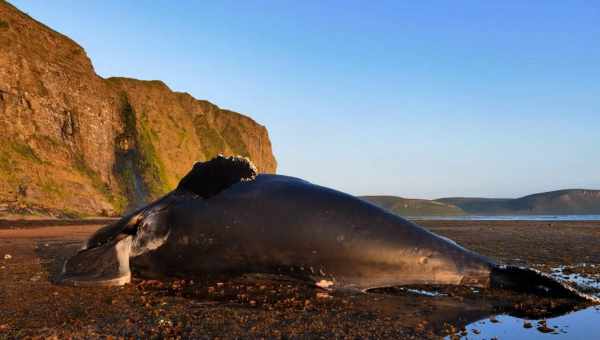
<box><xmin>0</xmin><ymin>220</ymin><xmax>598</xmax><ymax>338</ymax></box>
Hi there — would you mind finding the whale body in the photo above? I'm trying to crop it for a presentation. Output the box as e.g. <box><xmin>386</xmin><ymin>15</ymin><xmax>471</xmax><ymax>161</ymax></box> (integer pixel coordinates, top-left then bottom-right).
<box><xmin>59</xmin><ymin>156</ymin><xmax>597</xmax><ymax>302</ymax></box>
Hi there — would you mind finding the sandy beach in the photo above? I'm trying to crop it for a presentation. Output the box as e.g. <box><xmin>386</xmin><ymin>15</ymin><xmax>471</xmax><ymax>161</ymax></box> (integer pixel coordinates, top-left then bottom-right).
<box><xmin>1</xmin><ymin>219</ymin><xmax>599</xmax><ymax>338</ymax></box>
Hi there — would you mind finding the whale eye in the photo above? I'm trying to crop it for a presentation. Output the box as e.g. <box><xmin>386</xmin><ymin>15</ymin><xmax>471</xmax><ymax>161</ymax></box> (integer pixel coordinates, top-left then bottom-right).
<box><xmin>130</xmin><ymin>209</ymin><xmax>171</xmax><ymax>256</ymax></box>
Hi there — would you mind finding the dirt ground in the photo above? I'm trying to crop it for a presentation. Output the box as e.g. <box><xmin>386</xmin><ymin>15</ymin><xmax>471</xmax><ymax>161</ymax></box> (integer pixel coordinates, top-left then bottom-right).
<box><xmin>0</xmin><ymin>220</ymin><xmax>599</xmax><ymax>339</ymax></box>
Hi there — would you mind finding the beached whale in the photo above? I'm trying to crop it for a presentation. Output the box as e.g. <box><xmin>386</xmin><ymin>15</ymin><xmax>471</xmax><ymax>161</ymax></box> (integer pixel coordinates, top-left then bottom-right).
<box><xmin>59</xmin><ymin>156</ymin><xmax>597</xmax><ymax>302</ymax></box>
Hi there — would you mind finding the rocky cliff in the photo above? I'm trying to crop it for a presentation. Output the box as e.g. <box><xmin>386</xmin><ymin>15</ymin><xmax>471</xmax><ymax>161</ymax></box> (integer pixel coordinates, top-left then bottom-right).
<box><xmin>0</xmin><ymin>1</ymin><xmax>276</xmax><ymax>217</ymax></box>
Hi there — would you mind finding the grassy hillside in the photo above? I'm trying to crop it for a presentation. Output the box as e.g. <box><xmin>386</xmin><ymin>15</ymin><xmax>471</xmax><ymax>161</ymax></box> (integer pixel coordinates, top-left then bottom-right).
<box><xmin>363</xmin><ymin>189</ymin><xmax>600</xmax><ymax>217</ymax></box>
<box><xmin>437</xmin><ymin>189</ymin><xmax>600</xmax><ymax>215</ymax></box>
<box><xmin>434</xmin><ymin>197</ymin><xmax>514</xmax><ymax>215</ymax></box>
<box><xmin>360</xmin><ymin>196</ymin><xmax>466</xmax><ymax>217</ymax></box>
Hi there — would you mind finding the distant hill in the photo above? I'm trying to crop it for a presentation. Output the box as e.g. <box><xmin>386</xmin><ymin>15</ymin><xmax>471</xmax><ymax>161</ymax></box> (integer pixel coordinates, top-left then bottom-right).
<box><xmin>360</xmin><ymin>196</ymin><xmax>466</xmax><ymax>216</ymax></box>
<box><xmin>362</xmin><ymin>189</ymin><xmax>600</xmax><ymax>217</ymax></box>
<box><xmin>437</xmin><ymin>189</ymin><xmax>600</xmax><ymax>215</ymax></box>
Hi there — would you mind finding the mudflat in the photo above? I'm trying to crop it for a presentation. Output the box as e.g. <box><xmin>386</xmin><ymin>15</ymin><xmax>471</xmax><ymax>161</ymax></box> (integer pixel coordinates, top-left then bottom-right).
<box><xmin>0</xmin><ymin>220</ymin><xmax>598</xmax><ymax>338</ymax></box>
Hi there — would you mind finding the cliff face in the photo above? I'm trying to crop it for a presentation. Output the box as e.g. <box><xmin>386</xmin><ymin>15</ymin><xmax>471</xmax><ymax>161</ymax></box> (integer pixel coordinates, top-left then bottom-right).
<box><xmin>0</xmin><ymin>2</ymin><xmax>276</xmax><ymax>217</ymax></box>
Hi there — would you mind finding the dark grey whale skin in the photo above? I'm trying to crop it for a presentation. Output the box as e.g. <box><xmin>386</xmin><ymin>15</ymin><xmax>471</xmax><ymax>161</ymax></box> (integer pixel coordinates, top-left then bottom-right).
<box><xmin>59</xmin><ymin>165</ymin><xmax>597</xmax><ymax>302</ymax></box>
<box><xmin>131</xmin><ymin>174</ymin><xmax>493</xmax><ymax>290</ymax></box>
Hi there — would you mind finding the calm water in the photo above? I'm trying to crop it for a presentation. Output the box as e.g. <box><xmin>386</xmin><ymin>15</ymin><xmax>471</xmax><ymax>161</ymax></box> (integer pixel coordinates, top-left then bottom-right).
<box><xmin>412</xmin><ymin>215</ymin><xmax>600</xmax><ymax>221</ymax></box>
<box><xmin>420</xmin><ymin>214</ymin><xmax>600</xmax><ymax>338</ymax></box>
<box><xmin>446</xmin><ymin>306</ymin><xmax>600</xmax><ymax>339</ymax></box>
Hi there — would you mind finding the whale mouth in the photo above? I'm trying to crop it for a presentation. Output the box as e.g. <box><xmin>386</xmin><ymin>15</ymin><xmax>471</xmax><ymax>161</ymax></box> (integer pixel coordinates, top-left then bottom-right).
<box><xmin>56</xmin><ymin>209</ymin><xmax>172</xmax><ymax>286</ymax></box>
<box><xmin>57</xmin><ymin>235</ymin><xmax>133</xmax><ymax>286</ymax></box>
<box><xmin>56</xmin><ymin>155</ymin><xmax>257</xmax><ymax>287</ymax></box>
<box><xmin>57</xmin><ymin>197</ymin><xmax>173</xmax><ymax>286</ymax></box>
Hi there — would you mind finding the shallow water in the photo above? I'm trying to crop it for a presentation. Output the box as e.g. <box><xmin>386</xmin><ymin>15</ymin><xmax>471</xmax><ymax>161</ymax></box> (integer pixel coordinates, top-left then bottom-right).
<box><xmin>443</xmin><ymin>264</ymin><xmax>600</xmax><ymax>339</ymax></box>
<box><xmin>446</xmin><ymin>306</ymin><xmax>600</xmax><ymax>339</ymax></box>
<box><xmin>400</xmin><ymin>287</ymin><xmax>448</xmax><ymax>297</ymax></box>
<box><xmin>413</xmin><ymin>215</ymin><xmax>600</xmax><ymax>221</ymax></box>
<box><xmin>549</xmin><ymin>264</ymin><xmax>600</xmax><ymax>293</ymax></box>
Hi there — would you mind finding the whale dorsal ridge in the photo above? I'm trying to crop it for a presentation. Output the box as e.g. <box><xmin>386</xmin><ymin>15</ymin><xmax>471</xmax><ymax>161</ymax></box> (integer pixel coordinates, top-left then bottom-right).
<box><xmin>176</xmin><ymin>155</ymin><xmax>257</xmax><ymax>199</ymax></box>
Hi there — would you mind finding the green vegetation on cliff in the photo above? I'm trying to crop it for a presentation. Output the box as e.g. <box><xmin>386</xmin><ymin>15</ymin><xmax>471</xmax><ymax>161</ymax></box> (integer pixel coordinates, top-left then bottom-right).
<box><xmin>113</xmin><ymin>98</ymin><xmax>171</xmax><ymax>209</ymax></box>
<box><xmin>73</xmin><ymin>154</ymin><xmax>127</xmax><ymax>213</ymax></box>
<box><xmin>192</xmin><ymin>116</ymin><xmax>228</xmax><ymax>160</ymax></box>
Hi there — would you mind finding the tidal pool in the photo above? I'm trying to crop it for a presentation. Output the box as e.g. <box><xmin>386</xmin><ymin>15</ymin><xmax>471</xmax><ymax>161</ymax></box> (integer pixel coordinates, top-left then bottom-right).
<box><xmin>447</xmin><ymin>306</ymin><xmax>600</xmax><ymax>339</ymax></box>
<box><xmin>443</xmin><ymin>264</ymin><xmax>600</xmax><ymax>339</ymax></box>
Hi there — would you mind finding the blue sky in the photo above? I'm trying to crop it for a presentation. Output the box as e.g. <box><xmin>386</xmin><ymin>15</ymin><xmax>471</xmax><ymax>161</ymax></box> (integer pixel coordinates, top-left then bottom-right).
<box><xmin>11</xmin><ymin>1</ymin><xmax>600</xmax><ymax>198</ymax></box>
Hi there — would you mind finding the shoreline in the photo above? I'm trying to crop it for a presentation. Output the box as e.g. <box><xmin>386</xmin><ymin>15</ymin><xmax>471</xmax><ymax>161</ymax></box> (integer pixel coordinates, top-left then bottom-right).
<box><xmin>0</xmin><ymin>218</ymin><xmax>118</xmax><ymax>229</ymax></box>
<box><xmin>0</xmin><ymin>220</ymin><xmax>598</xmax><ymax>337</ymax></box>
<box><xmin>2</xmin><ymin>216</ymin><xmax>600</xmax><ymax>229</ymax></box>
<box><xmin>410</xmin><ymin>215</ymin><xmax>600</xmax><ymax>221</ymax></box>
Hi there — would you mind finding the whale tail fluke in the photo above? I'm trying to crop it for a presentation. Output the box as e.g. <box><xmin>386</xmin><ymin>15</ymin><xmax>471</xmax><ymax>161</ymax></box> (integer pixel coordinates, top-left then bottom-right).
<box><xmin>490</xmin><ymin>265</ymin><xmax>599</xmax><ymax>303</ymax></box>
